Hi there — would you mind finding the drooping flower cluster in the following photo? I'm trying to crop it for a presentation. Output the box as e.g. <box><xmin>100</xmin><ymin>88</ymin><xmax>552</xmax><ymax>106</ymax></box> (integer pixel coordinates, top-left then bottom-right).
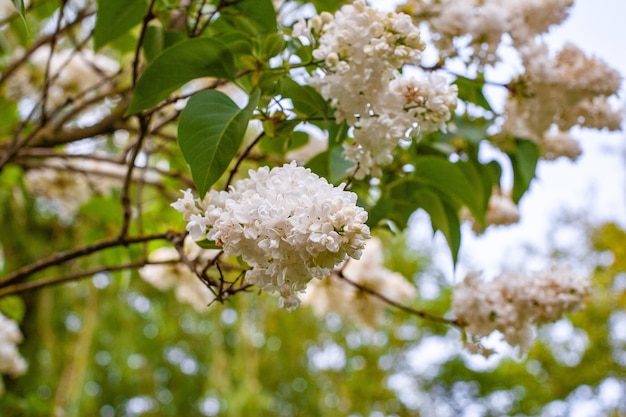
<box><xmin>24</xmin><ymin>157</ymin><xmax>140</xmax><ymax>219</ymax></box>
<box><xmin>452</xmin><ymin>266</ymin><xmax>589</xmax><ymax>350</ymax></box>
<box><xmin>501</xmin><ymin>42</ymin><xmax>622</xmax><ymax>160</ymax></box>
<box><xmin>464</xmin><ymin>188</ymin><xmax>520</xmax><ymax>233</ymax></box>
<box><xmin>400</xmin><ymin>0</ymin><xmax>574</xmax><ymax>65</ymax></box>
<box><xmin>171</xmin><ymin>162</ymin><xmax>370</xmax><ymax>310</ymax></box>
<box><xmin>0</xmin><ymin>313</ymin><xmax>27</xmax><ymax>395</ymax></box>
<box><xmin>27</xmin><ymin>46</ymin><xmax>120</xmax><ymax>108</ymax></box>
<box><xmin>138</xmin><ymin>237</ymin><xmax>218</xmax><ymax>312</ymax></box>
<box><xmin>294</xmin><ymin>0</ymin><xmax>458</xmax><ymax>178</ymax></box>
<box><xmin>302</xmin><ymin>237</ymin><xmax>417</xmax><ymax>327</ymax></box>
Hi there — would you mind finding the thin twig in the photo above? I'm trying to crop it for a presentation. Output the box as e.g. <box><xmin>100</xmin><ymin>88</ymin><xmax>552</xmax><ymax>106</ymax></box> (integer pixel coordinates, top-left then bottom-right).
<box><xmin>336</xmin><ymin>270</ymin><xmax>463</xmax><ymax>327</ymax></box>
<box><xmin>224</xmin><ymin>132</ymin><xmax>266</xmax><ymax>190</ymax></box>
<box><xmin>132</xmin><ymin>0</ymin><xmax>157</xmax><ymax>87</ymax></box>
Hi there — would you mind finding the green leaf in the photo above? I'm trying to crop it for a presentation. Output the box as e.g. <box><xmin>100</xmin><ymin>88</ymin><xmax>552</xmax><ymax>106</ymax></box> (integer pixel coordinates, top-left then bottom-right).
<box><xmin>10</xmin><ymin>0</ymin><xmax>28</xmax><ymax>37</ymax></box>
<box><xmin>306</xmin><ymin>147</ymin><xmax>353</xmax><ymax>184</ymax></box>
<box><xmin>367</xmin><ymin>179</ymin><xmax>463</xmax><ymax>264</ymax></box>
<box><xmin>509</xmin><ymin>139</ymin><xmax>540</xmax><ymax>203</ymax></box>
<box><xmin>94</xmin><ymin>0</ymin><xmax>147</xmax><ymax>50</ymax></box>
<box><xmin>280</xmin><ymin>78</ymin><xmax>329</xmax><ymax>120</ymax></box>
<box><xmin>259</xmin><ymin>33</ymin><xmax>286</xmax><ymax>59</ymax></box>
<box><xmin>413</xmin><ymin>156</ymin><xmax>484</xmax><ymax>220</ymax></box>
<box><xmin>194</xmin><ymin>239</ymin><xmax>222</xmax><ymax>250</ymax></box>
<box><xmin>259</xmin><ymin>128</ymin><xmax>307</xmax><ymax>155</ymax></box>
<box><xmin>220</xmin><ymin>0</ymin><xmax>277</xmax><ymax>35</ymax></box>
<box><xmin>11</xmin><ymin>0</ymin><xmax>25</xmax><ymax>16</ymax></box>
<box><xmin>454</xmin><ymin>75</ymin><xmax>493</xmax><ymax>112</ymax></box>
<box><xmin>0</xmin><ymin>295</ymin><xmax>25</xmax><ymax>323</ymax></box>
<box><xmin>127</xmin><ymin>38</ymin><xmax>237</xmax><ymax>115</ymax></box>
<box><xmin>416</xmin><ymin>188</ymin><xmax>461</xmax><ymax>264</ymax></box>
<box><xmin>178</xmin><ymin>89</ymin><xmax>260</xmax><ymax>196</ymax></box>
<box><xmin>142</xmin><ymin>24</ymin><xmax>164</xmax><ymax>62</ymax></box>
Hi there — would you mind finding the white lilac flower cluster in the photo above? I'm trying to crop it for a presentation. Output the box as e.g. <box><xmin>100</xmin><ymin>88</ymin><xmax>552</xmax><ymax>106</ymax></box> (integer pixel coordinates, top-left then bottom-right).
<box><xmin>465</xmin><ymin>188</ymin><xmax>520</xmax><ymax>233</ymax></box>
<box><xmin>24</xmin><ymin>158</ymin><xmax>137</xmax><ymax>219</ymax></box>
<box><xmin>27</xmin><ymin>46</ymin><xmax>120</xmax><ymax>108</ymax></box>
<box><xmin>452</xmin><ymin>266</ymin><xmax>589</xmax><ymax>351</ymax></box>
<box><xmin>6</xmin><ymin>46</ymin><xmax>119</xmax><ymax>109</ymax></box>
<box><xmin>171</xmin><ymin>162</ymin><xmax>370</xmax><ymax>310</ymax></box>
<box><xmin>138</xmin><ymin>237</ymin><xmax>217</xmax><ymax>312</ymax></box>
<box><xmin>293</xmin><ymin>0</ymin><xmax>458</xmax><ymax>178</ymax></box>
<box><xmin>400</xmin><ymin>0</ymin><xmax>574</xmax><ymax>65</ymax></box>
<box><xmin>0</xmin><ymin>313</ymin><xmax>28</xmax><ymax>395</ymax></box>
<box><xmin>501</xmin><ymin>42</ymin><xmax>623</xmax><ymax>160</ymax></box>
<box><xmin>302</xmin><ymin>237</ymin><xmax>417</xmax><ymax>327</ymax></box>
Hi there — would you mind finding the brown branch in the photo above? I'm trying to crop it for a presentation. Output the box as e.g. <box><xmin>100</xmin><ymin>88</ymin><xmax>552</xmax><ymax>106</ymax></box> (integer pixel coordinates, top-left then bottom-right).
<box><xmin>224</xmin><ymin>131</ymin><xmax>266</xmax><ymax>190</ymax></box>
<box><xmin>118</xmin><ymin>116</ymin><xmax>150</xmax><ymax>239</ymax></box>
<box><xmin>335</xmin><ymin>270</ymin><xmax>463</xmax><ymax>327</ymax></box>
<box><xmin>0</xmin><ymin>261</ymin><xmax>148</xmax><ymax>298</ymax></box>
<box><xmin>0</xmin><ymin>232</ymin><xmax>178</xmax><ymax>288</ymax></box>
<box><xmin>132</xmin><ymin>0</ymin><xmax>157</xmax><ymax>87</ymax></box>
<box><xmin>32</xmin><ymin>103</ymin><xmax>129</xmax><ymax>147</ymax></box>
<box><xmin>39</xmin><ymin>0</ymin><xmax>68</xmax><ymax>125</ymax></box>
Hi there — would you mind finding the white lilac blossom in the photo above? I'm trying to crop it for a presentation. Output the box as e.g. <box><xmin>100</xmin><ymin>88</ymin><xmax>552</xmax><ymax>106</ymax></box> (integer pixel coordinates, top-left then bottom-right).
<box><xmin>400</xmin><ymin>0</ymin><xmax>573</xmax><ymax>65</ymax></box>
<box><xmin>24</xmin><ymin>157</ymin><xmax>144</xmax><ymax>219</ymax></box>
<box><xmin>302</xmin><ymin>237</ymin><xmax>417</xmax><ymax>327</ymax></box>
<box><xmin>540</xmin><ymin>129</ymin><xmax>582</xmax><ymax>161</ymax></box>
<box><xmin>484</xmin><ymin>190</ymin><xmax>520</xmax><ymax>228</ymax></box>
<box><xmin>466</xmin><ymin>189</ymin><xmax>520</xmax><ymax>233</ymax></box>
<box><xmin>138</xmin><ymin>237</ymin><xmax>217</xmax><ymax>312</ymax></box>
<box><xmin>452</xmin><ymin>266</ymin><xmax>589</xmax><ymax>351</ymax></box>
<box><xmin>171</xmin><ymin>162</ymin><xmax>370</xmax><ymax>310</ymax></box>
<box><xmin>500</xmin><ymin>42</ymin><xmax>622</xmax><ymax>160</ymax></box>
<box><xmin>27</xmin><ymin>46</ymin><xmax>120</xmax><ymax>107</ymax></box>
<box><xmin>294</xmin><ymin>0</ymin><xmax>457</xmax><ymax>178</ymax></box>
<box><xmin>0</xmin><ymin>313</ymin><xmax>28</xmax><ymax>395</ymax></box>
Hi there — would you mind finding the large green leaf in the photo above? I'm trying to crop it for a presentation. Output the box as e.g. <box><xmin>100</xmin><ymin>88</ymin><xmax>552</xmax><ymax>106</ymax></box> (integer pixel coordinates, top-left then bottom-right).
<box><xmin>454</xmin><ymin>74</ymin><xmax>493</xmax><ymax>112</ymax></box>
<box><xmin>413</xmin><ymin>156</ymin><xmax>484</xmax><ymax>220</ymax></box>
<box><xmin>306</xmin><ymin>146</ymin><xmax>353</xmax><ymax>184</ymax></box>
<box><xmin>280</xmin><ymin>78</ymin><xmax>329</xmax><ymax>120</ymax></box>
<box><xmin>367</xmin><ymin>179</ymin><xmax>463</xmax><ymax>264</ymax></box>
<box><xmin>220</xmin><ymin>0</ymin><xmax>277</xmax><ymax>35</ymax></box>
<box><xmin>127</xmin><ymin>38</ymin><xmax>236</xmax><ymax>115</ymax></box>
<box><xmin>94</xmin><ymin>0</ymin><xmax>147</xmax><ymax>50</ymax></box>
<box><xmin>509</xmin><ymin>139</ymin><xmax>540</xmax><ymax>203</ymax></box>
<box><xmin>178</xmin><ymin>89</ymin><xmax>260</xmax><ymax>196</ymax></box>
<box><xmin>142</xmin><ymin>24</ymin><xmax>164</xmax><ymax>63</ymax></box>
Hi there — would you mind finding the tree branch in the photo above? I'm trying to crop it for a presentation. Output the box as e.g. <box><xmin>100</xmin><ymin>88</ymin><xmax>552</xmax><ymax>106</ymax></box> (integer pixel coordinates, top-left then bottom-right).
<box><xmin>0</xmin><ymin>232</ymin><xmax>179</xmax><ymax>288</ymax></box>
<box><xmin>335</xmin><ymin>270</ymin><xmax>463</xmax><ymax>327</ymax></box>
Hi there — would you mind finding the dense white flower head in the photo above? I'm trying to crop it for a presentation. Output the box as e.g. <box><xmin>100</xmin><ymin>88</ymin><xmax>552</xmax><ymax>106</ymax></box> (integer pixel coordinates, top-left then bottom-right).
<box><xmin>400</xmin><ymin>0</ymin><xmax>573</xmax><ymax>65</ymax></box>
<box><xmin>138</xmin><ymin>237</ymin><xmax>217</xmax><ymax>312</ymax></box>
<box><xmin>302</xmin><ymin>237</ymin><xmax>417</xmax><ymax>327</ymax></box>
<box><xmin>452</xmin><ymin>266</ymin><xmax>589</xmax><ymax>350</ymax></box>
<box><xmin>500</xmin><ymin>42</ymin><xmax>622</xmax><ymax>158</ymax></box>
<box><xmin>171</xmin><ymin>162</ymin><xmax>370</xmax><ymax>310</ymax></box>
<box><xmin>294</xmin><ymin>1</ymin><xmax>457</xmax><ymax>178</ymax></box>
<box><xmin>0</xmin><ymin>312</ymin><xmax>28</xmax><ymax>395</ymax></box>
